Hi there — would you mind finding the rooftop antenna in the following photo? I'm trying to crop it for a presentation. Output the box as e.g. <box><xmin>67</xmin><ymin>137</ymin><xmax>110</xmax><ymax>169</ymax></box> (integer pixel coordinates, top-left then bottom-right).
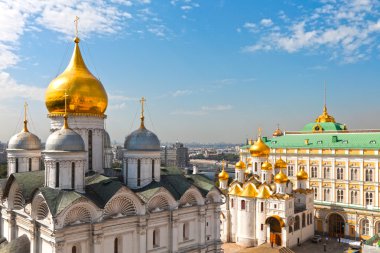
<box><xmin>140</xmin><ymin>97</ymin><xmax>146</xmax><ymax>128</ymax></box>
<box><xmin>23</xmin><ymin>102</ymin><xmax>29</xmax><ymax>132</ymax></box>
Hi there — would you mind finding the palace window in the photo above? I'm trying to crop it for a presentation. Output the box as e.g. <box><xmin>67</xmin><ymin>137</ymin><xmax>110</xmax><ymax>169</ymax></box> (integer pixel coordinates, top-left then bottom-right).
<box><xmin>302</xmin><ymin>213</ymin><xmax>306</xmax><ymax>228</ymax></box>
<box><xmin>365</xmin><ymin>169</ymin><xmax>373</xmax><ymax>182</ymax></box>
<box><xmin>312</xmin><ymin>187</ymin><xmax>318</xmax><ymax>200</ymax></box>
<box><xmin>323</xmin><ymin>189</ymin><xmax>330</xmax><ymax>201</ymax></box>
<box><xmin>323</xmin><ymin>167</ymin><xmax>330</xmax><ymax>179</ymax></box>
<box><xmin>361</xmin><ymin>219</ymin><xmax>370</xmax><ymax>235</ymax></box>
<box><xmin>294</xmin><ymin>216</ymin><xmax>300</xmax><ymax>231</ymax></box>
<box><xmin>351</xmin><ymin>191</ymin><xmax>358</xmax><ymax>205</ymax></box>
<box><xmin>288</xmin><ymin>166</ymin><xmax>294</xmax><ymax>176</ymax></box>
<box><xmin>366</xmin><ymin>192</ymin><xmax>373</xmax><ymax>206</ymax></box>
<box><xmin>337</xmin><ymin>190</ymin><xmax>344</xmax><ymax>203</ymax></box>
<box><xmin>311</xmin><ymin>166</ymin><xmax>318</xmax><ymax>178</ymax></box>
<box><xmin>350</xmin><ymin>168</ymin><xmax>358</xmax><ymax>181</ymax></box>
<box><xmin>241</xmin><ymin>200</ymin><xmax>246</xmax><ymax>210</ymax></box>
<box><xmin>337</xmin><ymin>168</ymin><xmax>344</xmax><ymax>180</ymax></box>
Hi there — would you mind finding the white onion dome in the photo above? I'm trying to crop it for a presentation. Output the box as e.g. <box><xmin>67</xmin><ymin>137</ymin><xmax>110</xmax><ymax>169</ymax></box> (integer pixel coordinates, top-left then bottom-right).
<box><xmin>104</xmin><ymin>130</ymin><xmax>111</xmax><ymax>148</ymax></box>
<box><xmin>124</xmin><ymin>125</ymin><xmax>160</xmax><ymax>151</ymax></box>
<box><xmin>8</xmin><ymin>118</ymin><xmax>41</xmax><ymax>150</ymax></box>
<box><xmin>45</xmin><ymin>115</ymin><xmax>85</xmax><ymax>152</ymax></box>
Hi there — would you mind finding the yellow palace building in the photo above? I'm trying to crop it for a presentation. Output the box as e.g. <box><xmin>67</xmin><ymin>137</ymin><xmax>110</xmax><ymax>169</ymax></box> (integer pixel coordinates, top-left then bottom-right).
<box><xmin>240</xmin><ymin>104</ymin><xmax>380</xmax><ymax>240</ymax></box>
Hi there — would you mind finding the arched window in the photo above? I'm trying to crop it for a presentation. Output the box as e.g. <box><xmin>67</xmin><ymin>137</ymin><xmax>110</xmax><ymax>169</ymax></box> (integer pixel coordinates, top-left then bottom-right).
<box><xmin>254</xmin><ymin>162</ymin><xmax>257</xmax><ymax>172</ymax></box>
<box><xmin>71</xmin><ymin>162</ymin><xmax>75</xmax><ymax>189</ymax></box>
<box><xmin>337</xmin><ymin>190</ymin><xmax>344</xmax><ymax>203</ymax></box>
<box><xmin>312</xmin><ymin>187</ymin><xmax>318</xmax><ymax>200</ymax></box>
<box><xmin>15</xmin><ymin>158</ymin><xmax>19</xmax><ymax>173</ymax></box>
<box><xmin>153</xmin><ymin>229</ymin><xmax>160</xmax><ymax>248</ymax></box>
<box><xmin>288</xmin><ymin>166</ymin><xmax>293</xmax><ymax>176</ymax></box>
<box><xmin>114</xmin><ymin>238</ymin><xmax>118</xmax><ymax>253</ymax></box>
<box><xmin>260</xmin><ymin>202</ymin><xmax>264</xmax><ymax>212</ymax></box>
<box><xmin>55</xmin><ymin>162</ymin><xmax>60</xmax><ymax>187</ymax></box>
<box><xmin>294</xmin><ymin>216</ymin><xmax>300</xmax><ymax>231</ymax></box>
<box><xmin>183</xmin><ymin>223</ymin><xmax>189</xmax><ymax>240</ymax></box>
<box><xmin>351</xmin><ymin>191</ymin><xmax>358</xmax><ymax>204</ymax></box>
<box><xmin>337</xmin><ymin>168</ymin><xmax>343</xmax><ymax>180</ymax></box>
<box><xmin>231</xmin><ymin>198</ymin><xmax>234</xmax><ymax>208</ymax></box>
<box><xmin>72</xmin><ymin>246</ymin><xmax>76</xmax><ymax>253</ymax></box>
<box><xmin>302</xmin><ymin>213</ymin><xmax>306</xmax><ymax>227</ymax></box>
<box><xmin>324</xmin><ymin>167</ymin><xmax>330</xmax><ymax>179</ymax></box>
<box><xmin>137</xmin><ymin>159</ymin><xmax>141</xmax><ymax>186</ymax></box>
<box><xmin>323</xmin><ymin>189</ymin><xmax>330</xmax><ymax>201</ymax></box>
<box><xmin>29</xmin><ymin>158</ymin><xmax>32</xmax><ymax>172</ymax></box>
<box><xmin>365</xmin><ymin>169</ymin><xmax>373</xmax><ymax>181</ymax></box>
<box><xmin>241</xmin><ymin>200</ymin><xmax>246</xmax><ymax>210</ymax></box>
<box><xmin>88</xmin><ymin>130</ymin><xmax>93</xmax><ymax>171</ymax></box>
<box><xmin>152</xmin><ymin>159</ymin><xmax>155</xmax><ymax>180</ymax></box>
<box><xmin>366</xmin><ymin>192</ymin><xmax>373</xmax><ymax>206</ymax></box>
<box><xmin>311</xmin><ymin>166</ymin><xmax>317</xmax><ymax>178</ymax></box>
<box><xmin>362</xmin><ymin>219</ymin><xmax>370</xmax><ymax>235</ymax></box>
<box><xmin>351</xmin><ymin>168</ymin><xmax>358</xmax><ymax>180</ymax></box>
<box><xmin>289</xmin><ymin>226</ymin><xmax>293</xmax><ymax>233</ymax></box>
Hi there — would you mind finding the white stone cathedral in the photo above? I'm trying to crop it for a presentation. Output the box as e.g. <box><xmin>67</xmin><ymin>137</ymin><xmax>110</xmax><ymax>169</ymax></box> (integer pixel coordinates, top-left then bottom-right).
<box><xmin>0</xmin><ymin>34</ymin><xmax>222</xmax><ymax>253</ymax></box>
<box><xmin>218</xmin><ymin>135</ymin><xmax>315</xmax><ymax>248</ymax></box>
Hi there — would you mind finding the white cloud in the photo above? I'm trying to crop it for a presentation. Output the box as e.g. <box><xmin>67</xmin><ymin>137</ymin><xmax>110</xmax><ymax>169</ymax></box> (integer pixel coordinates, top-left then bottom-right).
<box><xmin>201</xmin><ymin>105</ymin><xmax>233</xmax><ymax>111</ymax></box>
<box><xmin>171</xmin><ymin>104</ymin><xmax>233</xmax><ymax>116</ymax></box>
<box><xmin>243</xmin><ymin>0</ymin><xmax>380</xmax><ymax>63</ymax></box>
<box><xmin>172</xmin><ymin>89</ymin><xmax>192</xmax><ymax>97</ymax></box>
<box><xmin>0</xmin><ymin>72</ymin><xmax>45</xmax><ymax>101</ymax></box>
<box><xmin>260</xmin><ymin>18</ymin><xmax>273</xmax><ymax>27</ymax></box>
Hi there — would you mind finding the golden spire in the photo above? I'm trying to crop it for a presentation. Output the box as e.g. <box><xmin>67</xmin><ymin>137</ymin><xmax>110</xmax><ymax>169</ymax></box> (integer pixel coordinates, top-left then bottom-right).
<box><xmin>274</xmin><ymin>167</ymin><xmax>288</xmax><ymax>184</ymax></box>
<box><xmin>23</xmin><ymin>102</ymin><xmax>29</xmax><ymax>132</ymax></box>
<box><xmin>63</xmin><ymin>92</ymin><xmax>69</xmax><ymax>129</ymax></box>
<box><xmin>316</xmin><ymin>82</ymin><xmax>335</xmax><ymax>123</ymax></box>
<box><xmin>140</xmin><ymin>97</ymin><xmax>146</xmax><ymax>128</ymax></box>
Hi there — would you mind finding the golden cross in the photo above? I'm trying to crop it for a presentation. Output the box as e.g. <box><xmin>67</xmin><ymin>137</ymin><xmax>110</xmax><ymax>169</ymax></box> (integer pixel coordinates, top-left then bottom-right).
<box><xmin>140</xmin><ymin>97</ymin><xmax>146</xmax><ymax>117</ymax></box>
<box><xmin>74</xmin><ymin>16</ymin><xmax>80</xmax><ymax>37</ymax></box>
<box><xmin>24</xmin><ymin>102</ymin><xmax>28</xmax><ymax>122</ymax></box>
<box><xmin>258</xmin><ymin>127</ymin><xmax>262</xmax><ymax>137</ymax></box>
<box><xmin>64</xmin><ymin>91</ymin><xmax>69</xmax><ymax>115</ymax></box>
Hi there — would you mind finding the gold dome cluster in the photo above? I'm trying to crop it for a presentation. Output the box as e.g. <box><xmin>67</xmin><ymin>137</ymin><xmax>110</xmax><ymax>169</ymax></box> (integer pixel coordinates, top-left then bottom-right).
<box><xmin>218</xmin><ymin>162</ymin><xmax>229</xmax><ymax>181</ymax></box>
<box><xmin>274</xmin><ymin>169</ymin><xmax>288</xmax><ymax>184</ymax></box>
<box><xmin>235</xmin><ymin>160</ymin><xmax>246</xmax><ymax>170</ymax></box>
<box><xmin>296</xmin><ymin>167</ymin><xmax>309</xmax><ymax>180</ymax></box>
<box><xmin>261</xmin><ymin>161</ymin><xmax>272</xmax><ymax>171</ymax></box>
<box><xmin>274</xmin><ymin>158</ymin><xmax>287</xmax><ymax>169</ymax></box>
<box><xmin>249</xmin><ymin>136</ymin><xmax>270</xmax><ymax>157</ymax></box>
<box><xmin>45</xmin><ymin>37</ymin><xmax>108</xmax><ymax>117</ymax></box>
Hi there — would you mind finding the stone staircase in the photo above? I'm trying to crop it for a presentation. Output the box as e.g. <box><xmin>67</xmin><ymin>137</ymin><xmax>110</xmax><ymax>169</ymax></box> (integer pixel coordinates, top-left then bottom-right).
<box><xmin>279</xmin><ymin>247</ymin><xmax>295</xmax><ymax>253</ymax></box>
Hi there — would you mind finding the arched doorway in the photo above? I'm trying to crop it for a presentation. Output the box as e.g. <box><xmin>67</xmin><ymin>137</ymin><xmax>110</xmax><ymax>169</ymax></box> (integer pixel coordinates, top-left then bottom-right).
<box><xmin>328</xmin><ymin>213</ymin><xmax>345</xmax><ymax>237</ymax></box>
<box><xmin>266</xmin><ymin>216</ymin><xmax>284</xmax><ymax>246</ymax></box>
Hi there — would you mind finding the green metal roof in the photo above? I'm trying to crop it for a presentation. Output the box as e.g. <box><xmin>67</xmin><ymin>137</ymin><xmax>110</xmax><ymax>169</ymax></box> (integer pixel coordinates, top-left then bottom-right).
<box><xmin>39</xmin><ymin>187</ymin><xmax>83</xmax><ymax>216</ymax></box>
<box><xmin>3</xmin><ymin>171</ymin><xmax>44</xmax><ymax>202</ymax></box>
<box><xmin>301</xmin><ymin>122</ymin><xmax>346</xmax><ymax>132</ymax></box>
<box><xmin>267</xmin><ymin>131</ymin><xmax>380</xmax><ymax>150</ymax></box>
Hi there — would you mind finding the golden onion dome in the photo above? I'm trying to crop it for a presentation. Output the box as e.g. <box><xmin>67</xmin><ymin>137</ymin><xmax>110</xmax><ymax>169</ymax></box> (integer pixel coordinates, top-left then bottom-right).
<box><xmin>274</xmin><ymin>169</ymin><xmax>288</xmax><ymax>184</ymax></box>
<box><xmin>240</xmin><ymin>183</ymin><xmax>258</xmax><ymax>198</ymax></box>
<box><xmin>45</xmin><ymin>37</ymin><xmax>108</xmax><ymax>117</ymax></box>
<box><xmin>274</xmin><ymin>158</ymin><xmax>287</xmax><ymax>169</ymax></box>
<box><xmin>257</xmin><ymin>183</ymin><xmax>272</xmax><ymax>199</ymax></box>
<box><xmin>228</xmin><ymin>184</ymin><xmax>242</xmax><ymax>195</ymax></box>
<box><xmin>261</xmin><ymin>161</ymin><xmax>273</xmax><ymax>171</ymax></box>
<box><xmin>235</xmin><ymin>160</ymin><xmax>246</xmax><ymax>170</ymax></box>
<box><xmin>218</xmin><ymin>169</ymin><xmax>229</xmax><ymax>181</ymax></box>
<box><xmin>296</xmin><ymin>167</ymin><xmax>309</xmax><ymax>180</ymax></box>
<box><xmin>272</xmin><ymin>127</ymin><xmax>283</xmax><ymax>137</ymax></box>
<box><xmin>248</xmin><ymin>159</ymin><xmax>253</xmax><ymax>166</ymax></box>
<box><xmin>316</xmin><ymin>105</ymin><xmax>335</xmax><ymax>123</ymax></box>
<box><xmin>249</xmin><ymin>136</ymin><xmax>270</xmax><ymax>157</ymax></box>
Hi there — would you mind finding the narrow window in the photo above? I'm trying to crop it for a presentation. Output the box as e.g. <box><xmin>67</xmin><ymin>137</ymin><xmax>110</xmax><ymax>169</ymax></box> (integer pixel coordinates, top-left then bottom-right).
<box><xmin>241</xmin><ymin>200</ymin><xmax>246</xmax><ymax>210</ymax></box>
<box><xmin>260</xmin><ymin>202</ymin><xmax>264</xmax><ymax>212</ymax></box>
<box><xmin>183</xmin><ymin>223</ymin><xmax>189</xmax><ymax>240</ymax></box>
<box><xmin>114</xmin><ymin>238</ymin><xmax>118</xmax><ymax>253</ymax></box>
<box><xmin>152</xmin><ymin>159</ymin><xmax>155</xmax><ymax>180</ymax></box>
<box><xmin>71</xmin><ymin>162</ymin><xmax>75</xmax><ymax>189</ymax></box>
<box><xmin>153</xmin><ymin>229</ymin><xmax>159</xmax><ymax>248</ymax></box>
<box><xmin>88</xmin><ymin>130</ymin><xmax>93</xmax><ymax>171</ymax></box>
<box><xmin>261</xmin><ymin>224</ymin><xmax>264</xmax><ymax>231</ymax></box>
<box><xmin>15</xmin><ymin>158</ymin><xmax>19</xmax><ymax>173</ymax></box>
<box><xmin>137</xmin><ymin>159</ymin><xmax>141</xmax><ymax>186</ymax></box>
<box><xmin>254</xmin><ymin>162</ymin><xmax>257</xmax><ymax>172</ymax></box>
<box><xmin>72</xmin><ymin>246</ymin><xmax>76</xmax><ymax>253</ymax></box>
<box><xmin>231</xmin><ymin>198</ymin><xmax>234</xmax><ymax>208</ymax></box>
<box><xmin>55</xmin><ymin>162</ymin><xmax>60</xmax><ymax>187</ymax></box>
<box><xmin>302</xmin><ymin>213</ymin><xmax>306</xmax><ymax>227</ymax></box>
<box><xmin>29</xmin><ymin>158</ymin><xmax>32</xmax><ymax>172</ymax></box>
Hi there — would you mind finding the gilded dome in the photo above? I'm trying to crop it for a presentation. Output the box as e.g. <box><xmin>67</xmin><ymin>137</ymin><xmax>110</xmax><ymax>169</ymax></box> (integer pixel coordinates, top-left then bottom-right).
<box><xmin>261</xmin><ymin>161</ymin><xmax>272</xmax><ymax>171</ymax></box>
<box><xmin>235</xmin><ymin>160</ymin><xmax>246</xmax><ymax>170</ymax></box>
<box><xmin>274</xmin><ymin>169</ymin><xmax>288</xmax><ymax>184</ymax></box>
<box><xmin>249</xmin><ymin>136</ymin><xmax>270</xmax><ymax>157</ymax></box>
<box><xmin>45</xmin><ymin>37</ymin><xmax>108</xmax><ymax>116</ymax></box>
<box><xmin>257</xmin><ymin>183</ymin><xmax>272</xmax><ymax>199</ymax></box>
<box><xmin>316</xmin><ymin>105</ymin><xmax>335</xmax><ymax>123</ymax></box>
<box><xmin>272</xmin><ymin>127</ymin><xmax>283</xmax><ymax>137</ymax></box>
<box><xmin>228</xmin><ymin>184</ymin><xmax>242</xmax><ymax>195</ymax></box>
<box><xmin>240</xmin><ymin>183</ymin><xmax>258</xmax><ymax>198</ymax></box>
<box><xmin>296</xmin><ymin>167</ymin><xmax>308</xmax><ymax>180</ymax></box>
<box><xmin>274</xmin><ymin>158</ymin><xmax>287</xmax><ymax>169</ymax></box>
<box><xmin>218</xmin><ymin>169</ymin><xmax>229</xmax><ymax>181</ymax></box>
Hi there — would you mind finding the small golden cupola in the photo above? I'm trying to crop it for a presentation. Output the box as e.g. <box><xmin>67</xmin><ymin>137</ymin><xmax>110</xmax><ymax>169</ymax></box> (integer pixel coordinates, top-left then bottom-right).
<box><xmin>249</xmin><ymin>135</ymin><xmax>270</xmax><ymax>157</ymax></box>
<box><xmin>261</xmin><ymin>161</ymin><xmax>272</xmax><ymax>170</ymax></box>
<box><xmin>235</xmin><ymin>160</ymin><xmax>246</xmax><ymax>170</ymax></box>
<box><xmin>274</xmin><ymin>169</ymin><xmax>288</xmax><ymax>184</ymax></box>
<box><xmin>315</xmin><ymin>105</ymin><xmax>335</xmax><ymax>123</ymax></box>
<box><xmin>45</xmin><ymin>19</ymin><xmax>108</xmax><ymax>117</ymax></box>
<box><xmin>218</xmin><ymin>161</ymin><xmax>229</xmax><ymax>181</ymax></box>
<box><xmin>272</xmin><ymin>125</ymin><xmax>283</xmax><ymax>137</ymax></box>
<box><xmin>274</xmin><ymin>158</ymin><xmax>287</xmax><ymax>169</ymax></box>
<box><xmin>296</xmin><ymin>166</ymin><xmax>308</xmax><ymax>180</ymax></box>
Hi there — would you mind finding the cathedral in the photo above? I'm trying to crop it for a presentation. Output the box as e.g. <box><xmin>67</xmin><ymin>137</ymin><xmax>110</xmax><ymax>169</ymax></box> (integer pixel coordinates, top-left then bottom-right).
<box><xmin>218</xmin><ymin>136</ymin><xmax>315</xmax><ymax>248</ymax></box>
<box><xmin>1</xmin><ymin>34</ymin><xmax>222</xmax><ymax>253</ymax></box>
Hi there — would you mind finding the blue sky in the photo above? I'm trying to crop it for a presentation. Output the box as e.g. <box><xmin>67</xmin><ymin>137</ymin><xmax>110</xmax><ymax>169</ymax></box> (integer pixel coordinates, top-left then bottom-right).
<box><xmin>1</xmin><ymin>0</ymin><xmax>380</xmax><ymax>143</ymax></box>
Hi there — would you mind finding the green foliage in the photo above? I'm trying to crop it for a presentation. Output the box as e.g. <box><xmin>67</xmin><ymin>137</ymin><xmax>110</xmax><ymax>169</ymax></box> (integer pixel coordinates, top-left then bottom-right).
<box><xmin>0</xmin><ymin>163</ymin><xmax>7</xmax><ymax>179</ymax></box>
<box><xmin>112</xmin><ymin>161</ymin><xmax>122</xmax><ymax>168</ymax></box>
<box><xmin>192</xmin><ymin>153</ymin><xmax>239</xmax><ymax>162</ymax></box>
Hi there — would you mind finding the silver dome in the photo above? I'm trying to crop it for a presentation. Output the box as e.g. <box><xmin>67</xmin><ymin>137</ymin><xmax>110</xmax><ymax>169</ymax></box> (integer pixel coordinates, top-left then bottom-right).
<box><xmin>124</xmin><ymin>126</ymin><xmax>160</xmax><ymax>151</ymax></box>
<box><xmin>104</xmin><ymin>130</ymin><xmax>111</xmax><ymax>148</ymax></box>
<box><xmin>8</xmin><ymin>131</ymin><xmax>41</xmax><ymax>150</ymax></box>
<box><xmin>45</xmin><ymin>128</ymin><xmax>85</xmax><ymax>152</ymax></box>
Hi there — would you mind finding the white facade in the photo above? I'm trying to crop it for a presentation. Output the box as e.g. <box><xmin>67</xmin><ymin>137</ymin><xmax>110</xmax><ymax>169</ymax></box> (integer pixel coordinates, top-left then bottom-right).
<box><xmin>7</xmin><ymin>150</ymin><xmax>41</xmax><ymax>176</ymax></box>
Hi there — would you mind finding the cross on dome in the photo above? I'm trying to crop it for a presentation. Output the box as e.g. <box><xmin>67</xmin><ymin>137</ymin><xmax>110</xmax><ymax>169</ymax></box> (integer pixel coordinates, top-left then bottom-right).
<box><xmin>140</xmin><ymin>97</ymin><xmax>146</xmax><ymax>128</ymax></box>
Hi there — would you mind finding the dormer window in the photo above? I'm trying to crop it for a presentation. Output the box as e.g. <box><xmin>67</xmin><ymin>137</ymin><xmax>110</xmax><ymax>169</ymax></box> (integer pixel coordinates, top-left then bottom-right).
<box><xmin>370</xmin><ymin>140</ymin><xmax>376</xmax><ymax>144</ymax></box>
